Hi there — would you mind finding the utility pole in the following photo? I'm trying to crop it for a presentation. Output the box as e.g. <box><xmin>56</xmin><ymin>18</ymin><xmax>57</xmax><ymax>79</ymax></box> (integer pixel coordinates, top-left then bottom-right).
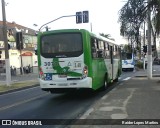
<box><xmin>143</xmin><ymin>22</ymin><xmax>146</xmax><ymax>70</ymax></box>
<box><xmin>147</xmin><ymin>0</ymin><xmax>152</xmax><ymax>79</ymax></box>
<box><xmin>143</xmin><ymin>22</ymin><xmax>145</xmax><ymax>46</ymax></box>
<box><xmin>1</xmin><ymin>0</ymin><xmax>11</xmax><ymax>86</ymax></box>
<box><xmin>90</xmin><ymin>22</ymin><xmax>92</xmax><ymax>32</ymax></box>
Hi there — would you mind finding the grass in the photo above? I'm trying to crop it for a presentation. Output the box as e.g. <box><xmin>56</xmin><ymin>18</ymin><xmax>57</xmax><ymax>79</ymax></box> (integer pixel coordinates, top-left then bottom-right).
<box><xmin>0</xmin><ymin>81</ymin><xmax>38</xmax><ymax>93</ymax></box>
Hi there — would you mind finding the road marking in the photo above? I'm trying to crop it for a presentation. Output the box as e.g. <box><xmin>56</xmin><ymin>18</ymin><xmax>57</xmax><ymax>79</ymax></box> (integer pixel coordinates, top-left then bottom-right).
<box><xmin>0</xmin><ymin>93</ymin><xmax>49</xmax><ymax>111</ymax></box>
<box><xmin>123</xmin><ymin>77</ymin><xmax>131</xmax><ymax>81</ymax></box>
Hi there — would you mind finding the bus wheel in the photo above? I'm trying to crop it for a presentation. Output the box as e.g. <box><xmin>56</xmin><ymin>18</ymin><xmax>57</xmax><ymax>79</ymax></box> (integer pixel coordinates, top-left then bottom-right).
<box><xmin>114</xmin><ymin>77</ymin><xmax>118</xmax><ymax>82</ymax></box>
<box><xmin>102</xmin><ymin>75</ymin><xmax>108</xmax><ymax>91</ymax></box>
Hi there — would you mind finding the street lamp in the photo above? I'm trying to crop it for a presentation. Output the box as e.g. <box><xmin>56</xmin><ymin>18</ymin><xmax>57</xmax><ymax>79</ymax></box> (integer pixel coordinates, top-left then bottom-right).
<box><xmin>1</xmin><ymin>0</ymin><xmax>11</xmax><ymax>86</ymax></box>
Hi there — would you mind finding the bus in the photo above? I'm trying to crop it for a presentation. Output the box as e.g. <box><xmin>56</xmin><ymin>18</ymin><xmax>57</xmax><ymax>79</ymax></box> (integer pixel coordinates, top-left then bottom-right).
<box><xmin>121</xmin><ymin>52</ymin><xmax>135</xmax><ymax>71</ymax></box>
<box><xmin>37</xmin><ymin>29</ymin><xmax>122</xmax><ymax>93</ymax></box>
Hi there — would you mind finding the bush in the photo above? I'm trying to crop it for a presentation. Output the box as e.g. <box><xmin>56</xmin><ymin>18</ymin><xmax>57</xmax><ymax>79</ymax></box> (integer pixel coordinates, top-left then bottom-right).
<box><xmin>135</xmin><ymin>61</ymin><xmax>143</xmax><ymax>69</ymax></box>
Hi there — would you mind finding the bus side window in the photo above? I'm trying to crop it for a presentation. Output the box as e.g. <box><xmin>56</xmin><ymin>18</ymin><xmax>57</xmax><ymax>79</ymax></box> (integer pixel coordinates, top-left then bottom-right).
<box><xmin>114</xmin><ymin>45</ymin><xmax>117</xmax><ymax>58</ymax></box>
<box><xmin>113</xmin><ymin>45</ymin><xmax>116</xmax><ymax>57</ymax></box>
<box><xmin>117</xmin><ymin>46</ymin><xmax>121</xmax><ymax>59</ymax></box>
<box><xmin>115</xmin><ymin>46</ymin><xmax>119</xmax><ymax>59</ymax></box>
<box><xmin>115</xmin><ymin>45</ymin><xmax>119</xmax><ymax>59</ymax></box>
<box><xmin>104</xmin><ymin>42</ymin><xmax>110</xmax><ymax>59</ymax></box>
<box><xmin>97</xmin><ymin>40</ymin><xmax>104</xmax><ymax>58</ymax></box>
<box><xmin>104</xmin><ymin>42</ymin><xmax>108</xmax><ymax>58</ymax></box>
<box><xmin>108</xmin><ymin>44</ymin><xmax>110</xmax><ymax>50</ymax></box>
<box><xmin>91</xmin><ymin>38</ymin><xmax>98</xmax><ymax>58</ymax></box>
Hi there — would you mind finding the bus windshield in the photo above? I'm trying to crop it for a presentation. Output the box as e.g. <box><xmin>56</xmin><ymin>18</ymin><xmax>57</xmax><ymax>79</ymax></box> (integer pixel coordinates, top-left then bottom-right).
<box><xmin>122</xmin><ymin>52</ymin><xmax>132</xmax><ymax>60</ymax></box>
<box><xmin>40</xmin><ymin>33</ymin><xmax>82</xmax><ymax>58</ymax></box>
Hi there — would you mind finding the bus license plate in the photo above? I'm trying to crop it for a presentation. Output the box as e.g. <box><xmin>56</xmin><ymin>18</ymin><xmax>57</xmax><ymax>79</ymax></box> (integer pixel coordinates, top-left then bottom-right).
<box><xmin>58</xmin><ymin>75</ymin><xmax>67</xmax><ymax>78</ymax></box>
<box><xmin>58</xmin><ymin>83</ymin><xmax>68</xmax><ymax>86</ymax></box>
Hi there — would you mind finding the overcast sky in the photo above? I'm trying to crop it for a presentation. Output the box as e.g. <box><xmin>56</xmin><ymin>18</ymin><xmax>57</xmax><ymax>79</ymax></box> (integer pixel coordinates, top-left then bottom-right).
<box><xmin>0</xmin><ymin>0</ymin><xmax>127</xmax><ymax>44</ymax></box>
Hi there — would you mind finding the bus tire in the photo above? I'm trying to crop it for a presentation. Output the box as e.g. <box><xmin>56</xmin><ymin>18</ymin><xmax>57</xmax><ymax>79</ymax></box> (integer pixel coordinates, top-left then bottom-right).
<box><xmin>114</xmin><ymin>69</ymin><xmax>120</xmax><ymax>82</ymax></box>
<box><xmin>114</xmin><ymin>77</ymin><xmax>118</xmax><ymax>82</ymax></box>
<box><xmin>101</xmin><ymin>74</ymin><xmax>108</xmax><ymax>91</ymax></box>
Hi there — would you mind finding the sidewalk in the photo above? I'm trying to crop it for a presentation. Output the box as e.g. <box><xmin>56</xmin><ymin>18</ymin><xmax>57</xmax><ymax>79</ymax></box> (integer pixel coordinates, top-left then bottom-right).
<box><xmin>135</xmin><ymin>64</ymin><xmax>160</xmax><ymax>77</ymax></box>
<box><xmin>70</xmin><ymin>66</ymin><xmax>160</xmax><ymax>127</ymax></box>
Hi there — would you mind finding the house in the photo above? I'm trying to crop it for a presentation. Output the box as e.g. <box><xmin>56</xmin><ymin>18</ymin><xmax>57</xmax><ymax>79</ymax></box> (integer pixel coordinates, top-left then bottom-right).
<box><xmin>0</xmin><ymin>21</ymin><xmax>38</xmax><ymax>74</ymax></box>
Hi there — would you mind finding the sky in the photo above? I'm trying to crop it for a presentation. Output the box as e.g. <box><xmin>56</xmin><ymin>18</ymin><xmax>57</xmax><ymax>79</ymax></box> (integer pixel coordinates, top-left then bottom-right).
<box><xmin>0</xmin><ymin>0</ymin><xmax>127</xmax><ymax>44</ymax></box>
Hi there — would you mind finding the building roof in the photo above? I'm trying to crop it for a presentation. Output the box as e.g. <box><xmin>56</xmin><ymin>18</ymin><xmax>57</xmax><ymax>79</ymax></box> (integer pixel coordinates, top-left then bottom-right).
<box><xmin>0</xmin><ymin>21</ymin><xmax>35</xmax><ymax>35</ymax></box>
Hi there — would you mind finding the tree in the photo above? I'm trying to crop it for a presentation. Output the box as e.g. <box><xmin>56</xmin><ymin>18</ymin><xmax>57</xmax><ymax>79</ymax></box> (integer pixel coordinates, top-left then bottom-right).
<box><xmin>99</xmin><ymin>33</ymin><xmax>115</xmax><ymax>41</ymax></box>
<box><xmin>149</xmin><ymin>0</ymin><xmax>160</xmax><ymax>35</ymax></box>
<box><xmin>99</xmin><ymin>33</ymin><xmax>111</xmax><ymax>38</ymax></box>
<box><xmin>149</xmin><ymin>0</ymin><xmax>160</xmax><ymax>57</ymax></box>
<box><xmin>119</xmin><ymin>0</ymin><xmax>160</xmax><ymax>58</ymax></box>
<box><xmin>140</xmin><ymin>0</ymin><xmax>160</xmax><ymax>57</ymax></box>
<box><xmin>118</xmin><ymin>0</ymin><xmax>146</xmax><ymax>58</ymax></box>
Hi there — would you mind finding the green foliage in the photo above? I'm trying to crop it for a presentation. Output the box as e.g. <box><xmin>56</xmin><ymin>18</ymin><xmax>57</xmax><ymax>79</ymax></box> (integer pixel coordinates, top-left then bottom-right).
<box><xmin>119</xmin><ymin>0</ymin><xmax>160</xmax><ymax>57</ymax></box>
<box><xmin>99</xmin><ymin>33</ymin><xmax>115</xmax><ymax>41</ymax></box>
<box><xmin>149</xmin><ymin>0</ymin><xmax>160</xmax><ymax>35</ymax></box>
<box><xmin>123</xmin><ymin>44</ymin><xmax>132</xmax><ymax>52</ymax></box>
<box><xmin>99</xmin><ymin>33</ymin><xmax>111</xmax><ymax>38</ymax></box>
<box><xmin>119</xmin><ymin>0</ymin><xmax>160</xmax><ymax>36</ymax></box>
<box><xmin>135</xmin><ymin>60</ymin><xmax>143</xmax><ymax>69</ymax></box>
<box><xmin>119</xmin><ymin>0</ymin><xmax>146</xmax><ymax>36</ymax></box>
<box><xmin>118</xmin><ymin>0</ymin><xmax>147</xmax><ymax>56</ymax></box>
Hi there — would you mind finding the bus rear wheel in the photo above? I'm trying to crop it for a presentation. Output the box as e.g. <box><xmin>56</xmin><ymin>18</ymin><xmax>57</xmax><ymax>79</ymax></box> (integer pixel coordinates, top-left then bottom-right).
<box><xmin>114</xmin><ymin>77</ymin><xmax>118</xmax><ymax>82</ymax></box>
<box><xmin>101</xmin><ymin>75</ymin><xmax>108</xmax><ymax>91</ymax></box>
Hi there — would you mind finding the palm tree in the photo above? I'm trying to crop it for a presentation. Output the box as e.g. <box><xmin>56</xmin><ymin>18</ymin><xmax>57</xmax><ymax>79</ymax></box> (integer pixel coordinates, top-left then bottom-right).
<box><xmin>99</xmin><ymin>33</ymin><xmax>115</xmax><ymax>41</ymax></box>
<box><xmin>99</xmin><ymin>33</ymin><xmax>111</xmax><ymax>38</ymax></box>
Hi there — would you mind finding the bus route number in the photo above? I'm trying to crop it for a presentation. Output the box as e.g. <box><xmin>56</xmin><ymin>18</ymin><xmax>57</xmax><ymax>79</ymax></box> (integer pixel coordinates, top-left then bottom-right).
<box><xmin>44</xmin><ymin>62</ymin><xmax>53</xmax><ymax>67</ymax></box>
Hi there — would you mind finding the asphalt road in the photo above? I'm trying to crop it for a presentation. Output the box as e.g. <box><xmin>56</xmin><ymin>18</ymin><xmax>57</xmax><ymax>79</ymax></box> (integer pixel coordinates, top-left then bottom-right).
<box><xmin>0</xmin><ymin>71</ymin><xmax>136</xmax><ymax>128</ymax></box>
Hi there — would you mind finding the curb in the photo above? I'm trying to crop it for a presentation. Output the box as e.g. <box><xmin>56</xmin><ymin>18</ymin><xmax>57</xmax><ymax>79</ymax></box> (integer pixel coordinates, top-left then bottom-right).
<box><xmin>135</xmin><ymin>74</ymin><xmax>160</xmax><ymax>77</ymax></box>
<box><xmin>0</xmin><ymin>84</ymin><xmax>39</xmax><ymax>95</ymax></box>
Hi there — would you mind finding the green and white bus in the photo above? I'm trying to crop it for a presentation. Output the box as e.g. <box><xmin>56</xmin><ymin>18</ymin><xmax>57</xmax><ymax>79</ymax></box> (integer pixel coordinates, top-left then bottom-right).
<box><xmin>37</xmin><ymin>29</ymin><xmax>122</xmax><ymax>93</ymax></box>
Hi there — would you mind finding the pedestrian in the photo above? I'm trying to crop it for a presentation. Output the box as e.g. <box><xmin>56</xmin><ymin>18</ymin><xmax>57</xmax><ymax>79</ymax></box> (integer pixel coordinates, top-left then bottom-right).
<box><xmin>26</xmin><ymin>66</ymin><xmax>29</xmax><ymax>74</ymax></box>
<box><xmin>23</xmin><ymin>67</ymin><xmax>26</xmax><ymax>74</ymax></box>
<box><xmin>28</xmin><ymin>64</ymin><xmax>30</xmax><ymax>73</ymax></box>
<box><xmin>14</xmin><ymin>66</ymin><xmax>16</xmax><ymax>76</ymax></box>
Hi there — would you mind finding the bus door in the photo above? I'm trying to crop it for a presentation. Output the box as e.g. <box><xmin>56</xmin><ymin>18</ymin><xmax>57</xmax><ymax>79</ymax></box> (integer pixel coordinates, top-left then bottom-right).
<box><xmin>110</xmin><ymin>46</ymin><xmax>113</xmax><ymax>80</ymax></box>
